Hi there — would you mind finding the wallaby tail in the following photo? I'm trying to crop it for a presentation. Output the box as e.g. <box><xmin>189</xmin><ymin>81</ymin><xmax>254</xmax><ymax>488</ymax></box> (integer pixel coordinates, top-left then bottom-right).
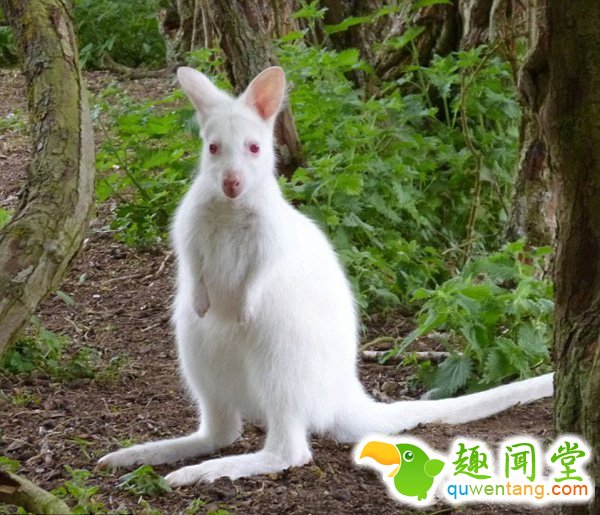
<box><xmin>334</xmin><ymin>373</ymin><xmax>553</xmax><ymax>441</ymax></box>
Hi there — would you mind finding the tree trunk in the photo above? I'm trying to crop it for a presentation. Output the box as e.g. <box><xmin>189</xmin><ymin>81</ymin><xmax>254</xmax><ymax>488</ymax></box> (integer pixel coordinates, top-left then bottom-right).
<box><xmin>321</xmin><ymin>0</ymin><xmax>460</xmax><ymax>86</ymax></box>
<box><xmin>506</xmin><ymin>0</ymin><xmax>554</xmax><ymax>246</ymax></box>
<box><xmin>158</xmin><ymin>0</ymin><xmax>206</xmax><ymax>68</ymax></box>
<box><xmin>540</xmin><ymin>1</ymin><xmax>600</xmax><ymax>513</ymax></box>
<box><xmin>0</xmin><ymin>0</ymin><xmax>95</xmax><ymax>357</ymax></box>
<box><xmin>459</xmin><ymin>0</ymin><xmax>495</xmax><ymax>48</ymax></box>
<box><xmin>320</xmin><ymin>0</ymin><xmax>514</xmax><ymax>86</ymax></box>
<box><xmin>207</xmin><ymin>0</ymin><xmax>304</xmax><ymax>179</ymax></box>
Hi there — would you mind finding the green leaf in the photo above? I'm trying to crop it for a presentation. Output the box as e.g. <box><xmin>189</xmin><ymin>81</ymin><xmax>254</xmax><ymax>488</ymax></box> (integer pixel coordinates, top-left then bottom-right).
<box><xmin>0</xmin><ymin>208</ymin><xmax>12</xmax><ymax>229</ymax></box>
<box><xmin>55</xmin><ymin>290</ymin><xmax>76</xmax><ymax>306</ymax></box>
<box><xmin>335</xmin><ymin>48</ymin><xmax>360</xmax><ymax>68</ymax></box>
<box><xmin>497</xmin><ymin>337</ymin><xmax>530</xmax><ymax>376</ymax></box>
<box><xmin>413</xmin><ymin>0</ymin><xmax>452</xmax><ymax>8</ymax></box>
<box><xmin>118</xmin><ymin>465</ymin><xmax>172</xmax><ymax>497</ymax></box>
<box><xmin>389</xmin><ymin>26</ymin><xmax>426</xmax><ymax>49</ymax></box>
<box><xmin>325</xmin><ymin>16</ymin><xmax>372</xmax><ymax>35</ymax></box>
<box><xmin>433</xmin><ymin>353</ymin><xmax>473</xmax><ymax>397</ymax></box>
<box><xmin>0</xmin><ymin>456</ymin><xmax>20</xmax><ymax>473</ymax></box>
<box><xmin>336</xmin><ymin>173</ymin><xmax>363</xmax><ymax>195</ymax></box>
<box><xmin>483</xmin><ymin>348</ymin><xmax>512</xmax><ymax>383</ymax></box>
<box><xmin>516</xmin><ymin>323</ymin><xmax>549</xmax><ymax>358</ymax></box>
<box><xmin>279</xmin><ymin>30</ymin><xmax>306</xmax><ymax>42</ymax></box>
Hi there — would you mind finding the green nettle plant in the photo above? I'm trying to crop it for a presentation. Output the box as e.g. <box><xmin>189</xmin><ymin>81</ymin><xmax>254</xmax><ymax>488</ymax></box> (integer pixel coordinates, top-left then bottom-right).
<box><xmin>52</xmin><ymin>466</ymin><xmax>106</xmax><ymax>514</ymax></box>
<box><xmin>118</xmin><ymin>465</ymin><xmax>172</xmax><ymax>497</ymax></box>
<box><xmin>400</xmin><ymin>241</ymin><xmax>553</xmax><ymax>397</ymax></box>
<box><xmin>95</xmin><ymin>92</ymin><xmax>201</xmax><ymax>248</ymax></box>
<box><xmin>0</xmin><ymin>318</ymin><xmax>101</xmax><ymax>381</ymax></box>
<box><xmin>279</xmin><ymin>42</ymin><xmax>520</xmax><ymax>309</ymax></box>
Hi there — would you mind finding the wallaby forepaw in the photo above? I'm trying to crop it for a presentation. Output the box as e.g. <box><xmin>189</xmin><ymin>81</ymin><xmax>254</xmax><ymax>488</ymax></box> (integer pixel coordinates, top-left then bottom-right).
<box><xmin>238</xmin><ymin>304</ymin><xmax>254</xmax><ymax>325</ymax></box>
<box><xmin>193</xmin><ymin>292</ymin><xmax>210</xmax><ymax>318</ymax></box>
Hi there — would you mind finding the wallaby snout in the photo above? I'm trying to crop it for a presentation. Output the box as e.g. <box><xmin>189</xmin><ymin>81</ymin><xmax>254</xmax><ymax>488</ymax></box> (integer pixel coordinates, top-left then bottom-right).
<box><xmin>223</xmin><ymin>171</ymin><xmax>242</xmax><ymax>199</ymax></box>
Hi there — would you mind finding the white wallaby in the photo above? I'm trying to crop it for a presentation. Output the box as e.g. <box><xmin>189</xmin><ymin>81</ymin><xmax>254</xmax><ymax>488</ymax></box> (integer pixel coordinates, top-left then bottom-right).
<box><xmin>98</xmin><ymin>66</ymin><xmax>553</xmax><ymax>486</ymax></box>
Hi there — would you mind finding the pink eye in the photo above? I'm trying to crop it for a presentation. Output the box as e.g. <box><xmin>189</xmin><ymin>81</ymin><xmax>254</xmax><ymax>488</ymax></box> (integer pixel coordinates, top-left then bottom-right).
<box><xmin>249</xmin><ymin>143</ymin><xmax>260</xmax><ymax>154</ymax></box>
<box><xmin>208</xmin><ymin>143</ymin><xmax>218</xmax><ymax>155</ymax></box>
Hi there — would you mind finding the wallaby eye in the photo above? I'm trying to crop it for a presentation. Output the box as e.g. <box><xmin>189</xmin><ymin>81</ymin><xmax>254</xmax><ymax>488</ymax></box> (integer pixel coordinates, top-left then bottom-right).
<box><xmin>249</xmin><ymin>143</ymin><xmax>260</xmax><ymax>155</ymax></box>
<box><xmin>208</xmin><ymin>143</ymin><xmax>219</xmax><ymax>155</ymax></box>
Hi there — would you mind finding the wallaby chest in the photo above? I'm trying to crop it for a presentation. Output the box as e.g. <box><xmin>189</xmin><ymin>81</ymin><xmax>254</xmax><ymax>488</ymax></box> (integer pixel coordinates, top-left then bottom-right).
<box><xmin>196</xmin><ymin>201</ymin><xmax>263</xmax><ymax>289</ymax></box>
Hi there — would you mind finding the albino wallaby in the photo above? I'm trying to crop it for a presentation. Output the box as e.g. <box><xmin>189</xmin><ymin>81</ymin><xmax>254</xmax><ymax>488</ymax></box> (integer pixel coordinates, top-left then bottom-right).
<box><xmin>98</xmin><ymin>66</ymin><xmax>553</xmax><ymax>487</ymax></box>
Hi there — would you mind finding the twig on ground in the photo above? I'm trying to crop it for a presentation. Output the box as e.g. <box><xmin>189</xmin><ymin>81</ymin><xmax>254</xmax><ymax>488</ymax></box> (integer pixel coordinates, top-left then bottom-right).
<box><xmin>102</xmin><ymin>272</ymin><xmax>146</xmax><ymax>285</ymax></box>
<box><xmin>141</xmin><ymin>321</ymin><xmax>162</xmax><ymax>333</ymax></box>
<box><xmin>359</xmin><ymin>336</ymin><xmax>397</xmax><ymax>351</ymax></box>
<box><xmin>145</xmin><ymin>251</ymin><xmax>173</xmax><ymax>280</ymax></box>
<box><xmin>38</xmin><ymin>427</ymin><xmax>53</xmax><ymax>467</ymax></box>
<box><xmin>361</xmin><ymin>350</ymin><xmax>450</xmax><ymax>363</ymax></box>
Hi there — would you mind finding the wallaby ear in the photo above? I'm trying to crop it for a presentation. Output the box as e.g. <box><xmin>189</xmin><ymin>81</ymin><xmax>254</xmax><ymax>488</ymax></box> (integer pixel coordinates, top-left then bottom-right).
<box><xmin>241</xmin><ymin>67</ymin><xmax>286</xmax><ymax>123</ymax></box>
<box><xmin>177</xmin><ymin>66</ymin><xmax>231</xmax><ymax>124</ymax></box>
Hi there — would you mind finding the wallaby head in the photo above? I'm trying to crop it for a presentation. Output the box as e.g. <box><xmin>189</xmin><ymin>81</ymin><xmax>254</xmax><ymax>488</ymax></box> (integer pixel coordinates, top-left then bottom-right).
<box><xmin>177</xmin><ymin>66</ymin><xmax>286</xmax><ymax>200</ymax></box>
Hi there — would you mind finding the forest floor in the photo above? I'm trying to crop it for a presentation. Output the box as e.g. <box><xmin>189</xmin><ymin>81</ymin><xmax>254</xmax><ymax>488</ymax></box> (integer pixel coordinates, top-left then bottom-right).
<box><xmin>0</xmin><ymin>68</ymin><xmax>554</xmax><ymax>515</ymax></box>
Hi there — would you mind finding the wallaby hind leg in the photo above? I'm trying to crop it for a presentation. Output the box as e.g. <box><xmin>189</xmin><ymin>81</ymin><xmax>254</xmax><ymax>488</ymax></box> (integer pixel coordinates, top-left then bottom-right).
<box><xmin>98</xmin><ymin>400</ymin><xmax>241</xmax><ymax>469</ymax></box>
<box><xmin>165</xmin><ymin>415</ymin><xmax>312</xmax><ymax>486</ymax></box>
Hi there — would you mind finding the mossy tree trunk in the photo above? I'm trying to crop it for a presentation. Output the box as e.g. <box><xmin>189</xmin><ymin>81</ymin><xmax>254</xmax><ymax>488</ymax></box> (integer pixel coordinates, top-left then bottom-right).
<box><xmin>0</xmin><ymin>0</ymin><xmax>95</xmax><ymax>357</ymax></box>
<box><xmin>506</xmin><ymin>0</ymin><xmax>553</xmax><ymax>246</ymax></box>
<box><xmin>540</xmin><ymin>1</ymin><xmax>600</xmax><ymax>513</ymax></box>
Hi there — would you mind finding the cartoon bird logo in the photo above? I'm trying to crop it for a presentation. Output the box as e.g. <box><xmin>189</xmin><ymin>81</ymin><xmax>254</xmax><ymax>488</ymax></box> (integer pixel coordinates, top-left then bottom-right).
<box><xmin>358</xmin><ymin>440</ymin><xmax>445</xmax><ymax>502</ymax></box>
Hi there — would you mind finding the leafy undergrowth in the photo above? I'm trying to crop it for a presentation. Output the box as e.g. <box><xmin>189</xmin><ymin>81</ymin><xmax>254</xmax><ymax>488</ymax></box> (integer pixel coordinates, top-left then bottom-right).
<box><xmin>73</xmin><ymin>0</ymin><xmax>166</xmax><ymax>69</ymax></box>
<box><xmin>0</xmin><ymin>318</ymin><xmax>100</xmax><ymax>382</ymax></box>
<box><xmin>400</xmin><ymin>241</ymin><xmax>553</xmax><ymax>397</ymax></box>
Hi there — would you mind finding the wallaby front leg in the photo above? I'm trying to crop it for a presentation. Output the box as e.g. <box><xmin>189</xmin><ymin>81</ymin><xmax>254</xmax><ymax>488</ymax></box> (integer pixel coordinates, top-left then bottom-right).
<box><xmin>186</xmin><ymin>252</ymin><xmax>210</xmax><ymax>318</ymax></box>
<box><xmin>193</xmin><ymin>275</ymin><xmax>210</xmax><ymax>317</ymax></box>
<box><xmin>237</xmin><ymin>258</ymin><xmax>273</xmax><ymax>324</ymax></box>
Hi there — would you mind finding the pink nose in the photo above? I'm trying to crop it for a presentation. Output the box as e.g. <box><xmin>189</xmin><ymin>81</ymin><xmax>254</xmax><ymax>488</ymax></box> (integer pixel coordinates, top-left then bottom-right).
<box><xmin>223</xmin><ymin>173</ymin><xmax>242</xmax><ymax>198</ymax></box>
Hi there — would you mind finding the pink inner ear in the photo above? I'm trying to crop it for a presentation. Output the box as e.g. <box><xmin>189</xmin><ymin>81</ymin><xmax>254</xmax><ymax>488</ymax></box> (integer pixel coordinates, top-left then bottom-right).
<box><xmin>252</xmin><ymin>90</ymin><xmax>277</xmax><ymax>120</ymax></box>
<box><xmin>245</xmin><ymin>67</ymin><xmax>285</xmax><ymax>121</ymax></box>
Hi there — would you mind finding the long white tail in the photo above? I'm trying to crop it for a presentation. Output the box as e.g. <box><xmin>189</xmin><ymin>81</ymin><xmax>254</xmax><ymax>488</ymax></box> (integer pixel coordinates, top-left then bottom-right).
<box><xmin>335</xmin><ymin>373</ymin><xmax>553</xmax><ymax>441</ymax></box>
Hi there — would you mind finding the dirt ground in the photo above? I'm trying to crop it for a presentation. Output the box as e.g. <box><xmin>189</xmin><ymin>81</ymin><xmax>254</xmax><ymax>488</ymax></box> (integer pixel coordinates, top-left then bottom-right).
<box><xmin>0</xmin><ymin>68</ymin><xmax>556</xmax><ymax>514</ymax></box>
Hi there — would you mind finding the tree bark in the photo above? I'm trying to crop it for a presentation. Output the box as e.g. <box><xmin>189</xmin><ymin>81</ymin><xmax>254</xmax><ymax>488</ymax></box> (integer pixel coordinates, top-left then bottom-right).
<box><xmin>0</xmin><ymin>0</ymin><xmax>95</xmax><ymax>357</ymax></box>
<box><xmin>158</xmin><ymin>0</ymin><xmax>205</xmax><ymax>68</ymax></box>
<box><xmin>506</xmin><ymin>0</ymin><xmax>554</xmax><ymax>246</ymax></box>
<box><xmin>540</xmin><ymin>1</ymin><xmax>600</xmax><ymax>513</ymax></box>
<box><xmin>207</xmin><ymin>0</ymin><xmax>304</xmax><ymax>179</ymax></box>
<box><xmin>322</xmin><ymin>0</ymin><xmax>460</xmax><ymax>86</ymax></box>
<box><xmin>0</xmin><ymin>471</ymin><xmax>72</xmax><ymax>514</ymax></box>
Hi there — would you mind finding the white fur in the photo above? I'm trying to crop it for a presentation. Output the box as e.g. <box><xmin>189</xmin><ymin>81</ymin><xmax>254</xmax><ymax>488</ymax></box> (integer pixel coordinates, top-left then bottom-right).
<box><xmin>98</xmin><ymin>67</ymin><xmax>554</xmax><ymax>486</ymax></box>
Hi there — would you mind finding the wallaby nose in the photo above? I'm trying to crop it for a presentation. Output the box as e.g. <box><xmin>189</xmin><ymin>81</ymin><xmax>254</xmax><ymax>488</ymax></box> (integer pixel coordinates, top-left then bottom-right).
<box><xmin>223</xmin><ymin>172</ymin><xmax>242</xmax><ymax>199</ymax></box>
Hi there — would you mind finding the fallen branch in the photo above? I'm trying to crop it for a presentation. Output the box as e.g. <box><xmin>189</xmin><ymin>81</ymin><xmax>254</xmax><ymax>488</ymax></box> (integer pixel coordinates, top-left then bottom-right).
<box><xmin>360</xmin><ymin>331</ymin><xmax>450</xmax><ymax>352</ymax></box>
<box><xmin>101</xmin><ymin>54</ymin><xmax>172</xmax><ymax>79</ymax></box>
<box><xmin>361</xmin><ymin>350</ymin><xmax>450</xmax><ymax>363</ymax></box>
<box><xmin>0</xmin><ymin>471</ymin><xmax>71</xmax><ymax>514</ymax></box>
